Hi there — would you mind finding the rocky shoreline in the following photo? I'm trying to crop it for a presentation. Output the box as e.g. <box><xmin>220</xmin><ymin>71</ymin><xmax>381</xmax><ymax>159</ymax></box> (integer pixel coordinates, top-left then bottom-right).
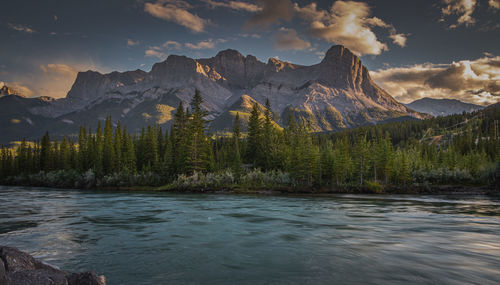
<box><xmin>0</xmin><ymin>246</ymin><xmax>105</xmax><ymax>285</ymax></box>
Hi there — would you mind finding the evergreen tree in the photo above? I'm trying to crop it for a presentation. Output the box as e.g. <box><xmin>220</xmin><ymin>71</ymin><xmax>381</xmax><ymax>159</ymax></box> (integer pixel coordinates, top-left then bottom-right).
<box><xmin>187</xmin><ymin>90</ymin><xmax>209</xmax><ymax>173</ymax></box>
<box><xmin>232</xmin><ymin>112</ymin><xmax>243</xmax><ymax>177</ymax></box>
<box><xmin>262</xmin><ymin>98</ymin><xmax>274</xmax><ymax>170</ymax></box>
<box><xmin>60</xmin><ymin>136</ymin><xmax>71</xmax><ymax>170</ymax></box>
<box><xmin>78</xmin><ymin>126</ymin><xmax>88</xmax><ymax>171</ymax></box>
<box><xmin>40</xmin><ymin>132</ymin><xmax>51</xmax><ymax>171</ymax></box>
<box><xmin>247</xmin><ymin>102</ymin><xmax>263</xmax><ymax>166</ymax></box>
<box><xmin>172</xmin><ymin>101</ymin><xmax>189</xmax><ymax>174</ymax></box>
<box><xmin>95</xmin><ymin>122</ymin><xmax>104</xmax><ymax>174</ymax></box>
<box><xmin>114</xmin><ymin>121</ymin><xmax>123</xmax><ymax>173</ymax></box>
<box><xmin>102</xmin><ymin>116</ymin><xmax>116</xmax><ymax>174</ymax></box>
<box><xmin>353</xmin><ymin>134</ymin><xmax>369</xmax><ymax>185</ymax></box>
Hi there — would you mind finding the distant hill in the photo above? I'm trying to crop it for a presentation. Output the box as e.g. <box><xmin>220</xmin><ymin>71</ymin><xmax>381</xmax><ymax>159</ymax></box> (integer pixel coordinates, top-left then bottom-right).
<box><xmin>405</xmin><ymin>98</ymin><xmax>484</xmax><ymax>117</ymax></box>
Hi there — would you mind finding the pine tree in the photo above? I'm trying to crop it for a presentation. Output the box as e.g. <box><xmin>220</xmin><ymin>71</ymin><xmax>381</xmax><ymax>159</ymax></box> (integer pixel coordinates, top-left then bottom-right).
<box><xmin>102</xmin><ymin>116</ymin><xmax>116</xmax><ymax>174</ymax></box>
<box><xmin>262</xmin><ymin>98</ymin><xmax>274</xmax><ymax>170</ymax></box>
<box><xmin>333</xmin><ymin>137</ymin><xmax>351</xmax><ymax>185</ymax></box>
<box><xmin>247</xmin><ymin>102</ymin><xmax>263</xmax><ymax>167</ymax></box>
<box><xmin>143</xmin><ymin>125</ymin><xmax>159</xmax><ymax>171</ymax></box>
<box><xmin>78</xmin><ymin>126</ymin><xmax>88</xmax><ymax>171</ymax></box>
<box><xmin>16</xmin><ymin>139</ymin><xmax>29</xmax><ymax>174</ymax></box>
<box><xmin>172</xmin><ymin>101</ymin><xmax>189</xmax><ymax>174</ymax></box>
<box><xmin>187</xmin><ymin>90</ymin><xmax>209</xmax><ymax>173</ymax></box>
<box><xmin>400</xmin><ymin>150</ymin><xmax>411</xmax><ymax>186</ymax></box>
<box><xmin>232</xmin><ymin>112</ymin><xmax>243</xmax><ymax>177</ymax></box>
<box><xmin>353</xmin><ymin>134</ymin><xmax>369</xmax><ymax>185</ymax></box>
<box><xmin>60</xmin><ymin>136</ymin><xmax>71</xmax><ymax>170</ymax></box>
<box><xmin>122</xmin><ymin>130</ymin><xmax>136</xmax><ymax>174</ymax></box>
<box><xmin>114</xmin><ymin>121</ymin><xmax>123</xmax><ymax>173</ymax></box>
<box><xmin>95</xmin><ymin>122</ymin><xmax>104</xmax><ymax>175</ymax></box>
<box><xmin>40</xmin><ymin>132</ymin><xmax>51</xmax><ymax>171</ymax></box>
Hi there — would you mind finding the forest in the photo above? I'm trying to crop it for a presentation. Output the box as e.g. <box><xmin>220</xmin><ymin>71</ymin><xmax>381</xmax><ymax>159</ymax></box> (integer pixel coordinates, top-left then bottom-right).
<box><xmin>1</xmin><ymin>91</ymin><xmax>499</xmax><ymax>193</ymax></box>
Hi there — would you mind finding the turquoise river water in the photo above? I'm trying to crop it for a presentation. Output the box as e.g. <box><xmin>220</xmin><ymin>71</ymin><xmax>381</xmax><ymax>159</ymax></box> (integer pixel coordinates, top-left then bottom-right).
<box><xmin>0</xmin><ymin>186</ymin><xmax>499</xmax><ymax>284</ymax></box>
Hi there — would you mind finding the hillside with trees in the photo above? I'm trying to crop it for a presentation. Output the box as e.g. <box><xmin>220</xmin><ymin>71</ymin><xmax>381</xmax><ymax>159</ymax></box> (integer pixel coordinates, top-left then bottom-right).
<box><xmin>1</xmin><ymin>92</ymin><xmax>499</xmax><ymax>193</ymax></box>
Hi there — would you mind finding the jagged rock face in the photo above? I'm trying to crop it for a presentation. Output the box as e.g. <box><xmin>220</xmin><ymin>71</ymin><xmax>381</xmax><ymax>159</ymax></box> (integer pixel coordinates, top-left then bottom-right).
<box><xmin>318</xmin><ymin>45</ymin><xmax>368</xmax><ymax>90</ymax></box>
<box><xmin>198</xmin><ymin>50</ymin><xmax>269</xmax><ymax>90</ymax></box>
<box><xmin>0</xmin><ymin>45</ymin><xmax>427</xmax><ymax>144</ymax></box>
<box><xmin>66</xmin><ymin>70</ymin><xmax>148</xmax><ymax>102</ymax></box>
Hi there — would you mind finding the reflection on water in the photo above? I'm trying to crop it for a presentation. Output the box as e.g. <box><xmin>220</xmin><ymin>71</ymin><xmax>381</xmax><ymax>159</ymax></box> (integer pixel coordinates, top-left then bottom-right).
<box><xmin>1</xmin><ymin>186</ymin><xmax>500</xmax><ymax>284</ymax></box>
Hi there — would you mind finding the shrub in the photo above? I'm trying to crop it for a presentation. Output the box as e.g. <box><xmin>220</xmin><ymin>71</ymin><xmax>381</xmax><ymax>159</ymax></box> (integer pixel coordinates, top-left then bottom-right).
<box><xmin>168</xmin><ymin>169</ymin><xmax>293</xmax><ymax>190</ymax></box>
<box><xmin>365</xmin><ymin>180</ymin><xmax>383</xmax><ymax>193</ymax></box>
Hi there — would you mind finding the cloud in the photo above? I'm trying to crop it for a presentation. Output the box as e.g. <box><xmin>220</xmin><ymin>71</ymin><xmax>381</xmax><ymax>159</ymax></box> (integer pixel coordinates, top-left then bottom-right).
<box><xmin>441</xmin><ymin>0</ymin><xmax>477</xmax><ymax>28</ymax></box>
<box><xmin>163</xmin><ymin>40</ymin><xmax>182</xmax><ymax>49</ymax></box>
<box><xmin>185</xmin><ymin>39</ymin><xmax>215</xmax><ymax>49</ymax></box>
<box><xmin>371</xmin><ymin>55</ymin><xmax>500</xmax><ymax>105</ymax></box>
<box><xmin>490</xmin><ymin>0</ymin><xmax>500</xmax><ymax>9</ymax></box>
<box><xmin>40</xmin><ymin>64</ymin><xmax>79</xmax><ymax>78</ymax></box>
<box><xmin>203</xmin><ymin>0</ymin><xmax>262</xmax><ymax>12</ymax></box>
<box><xmin>239</xmin><ymin>33</ymin><xmax>261</xmax><ymax>38</ymax></box>
<box><xmin>293</xmin><ymin>3</ymin><xmax>327</xmax><ymax>21</ymax></box>
<box><xmin>8</xmin><ymin>23</ymin><xmax>35</xmax><ymax>33</ymax></box>
<box><xmin>244</xmin><ymin>0</ymin><xmax>293</xmax><ymax>28</ymax></box>
<box><xmin>37</xmin><ymin>63</ymin><xmax>93</xmax><ymax>98</ymax></box>
<box><xmin>144</xmin><ymin>0</ymin><xmax>207</xmax><ymax>33</ymax></box>
<box><xmin>4</xmin><ymin>62</ymin><xmax>106</xmax><ymax>99</ymax></box>
<box><xmin>127</xmin><ymin>39</ymin><xmax>140</xmax><ymax>47</ymax></box>
<box><xmin>295</xmin><ymin>1</ymin><xmax>404</xmax><ymax>56</ymax></box>
<box><xmin>389</xmin><ymin>33</ymin><xmax>408</xmax><ymax>47</ymax></box>
<box><xmin>273</xmin><ymin>28</ymin><xmax>311</xmax><ymax>51</ymax></box>
<box><xmin>145</xmin><ymin>49</ymin><xmax>167</xmax><ymax>59</ymax></box>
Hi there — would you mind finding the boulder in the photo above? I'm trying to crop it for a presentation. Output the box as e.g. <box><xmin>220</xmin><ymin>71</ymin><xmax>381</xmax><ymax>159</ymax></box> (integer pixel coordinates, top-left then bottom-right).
<box><xmin>0</xmin><ymin>246</ymin><xmax>105</xmax><ymax>285</ymax></box>
<box><xmin>66</xmin><ymin>271</ymin><xmax>106</xmax><ymax>285</ymax></box>
<box><xmin>0</xmin><ymin>258</ymin><xmax>7</xmax><ymax>285</ymax></box>
<box><xmin>6</xmin><ymin>270</ymin><xmax>67</xmax><ymax>285</ymax></box>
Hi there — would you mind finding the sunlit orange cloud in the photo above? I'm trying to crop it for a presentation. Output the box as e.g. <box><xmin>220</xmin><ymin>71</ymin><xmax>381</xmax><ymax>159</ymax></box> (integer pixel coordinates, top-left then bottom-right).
<box><xmin>371</xmin><ymin>55</ymin><xmax>500</xmax><ymax>105</ymax></box>
<box><xmin>5</xmin><ymin>62</ymin><xmax>109</xmax><ymax>99</ymax></box>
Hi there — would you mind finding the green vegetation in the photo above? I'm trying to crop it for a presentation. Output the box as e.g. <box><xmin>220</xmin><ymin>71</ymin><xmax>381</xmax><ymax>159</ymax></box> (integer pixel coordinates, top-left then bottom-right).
<box><xmin>1</xmin><ymin>91</ymin><xmax>499</xmax><ymax>193</ymax></box>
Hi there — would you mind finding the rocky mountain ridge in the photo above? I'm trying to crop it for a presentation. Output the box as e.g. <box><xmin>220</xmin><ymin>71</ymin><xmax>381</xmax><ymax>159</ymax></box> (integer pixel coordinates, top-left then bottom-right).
<box><xmin>1</xmin><ymin>45</ymin><xmax>425</xmax><ymax>144</ymax></box>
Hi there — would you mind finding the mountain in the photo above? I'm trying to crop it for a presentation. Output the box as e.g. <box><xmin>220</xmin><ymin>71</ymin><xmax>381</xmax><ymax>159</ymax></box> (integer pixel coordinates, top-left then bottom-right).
<box><xmin>0</xmin><ymin>92</ymin><xmax>54</xmax><ymax>144</ymax></box>
<box><xmin>405</xmin><ymin>98</ymin><xmax>484</xmax><ymax>117</ymax></box>
<box><xmin>0</xmin><ymin>85</ymin><xmax>24</xmax><ymax>97</ymax></box>
<box><xmin>0</xmin><ymin>45</ymin><xmax>426</xmax><ymax>145</ymax></box>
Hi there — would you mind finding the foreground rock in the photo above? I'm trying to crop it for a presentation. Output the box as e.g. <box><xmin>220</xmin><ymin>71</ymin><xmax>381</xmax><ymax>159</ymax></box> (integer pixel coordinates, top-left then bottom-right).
<box><xmin>0</xmin><ymin>246</ymin><xmax>105</xmax><ymax>285</ymax></box>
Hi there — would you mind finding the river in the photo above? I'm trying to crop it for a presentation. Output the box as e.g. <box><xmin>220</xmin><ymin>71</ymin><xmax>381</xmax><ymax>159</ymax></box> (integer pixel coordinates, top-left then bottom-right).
<box><xmin>1</xmin><ymin>186</ymin><xmax>499</xmax><ymax>284</ymax></box>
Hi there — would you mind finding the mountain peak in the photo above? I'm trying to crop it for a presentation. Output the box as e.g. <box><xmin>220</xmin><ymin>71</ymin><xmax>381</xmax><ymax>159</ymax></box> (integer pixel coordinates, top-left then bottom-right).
<box><xmin>321</xmin><ymin>45</ymin><xmax>358</xmax><ymax>65</ymax></box>
<box><xmin>215</xmin><ymin>49</ymin><xmax>244</xmax><ymax>60</ymax></box>
<box><xmin>316</xmin><ymin>45</ymin><xmax>370</xmax><ymax>90</ymax></box>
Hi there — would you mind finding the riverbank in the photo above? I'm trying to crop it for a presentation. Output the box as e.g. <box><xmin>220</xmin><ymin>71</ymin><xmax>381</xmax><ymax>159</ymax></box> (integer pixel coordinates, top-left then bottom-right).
<box><xmin>83</xmin><ymin>183</ymin><xmax>498</xmax><ymax>196</ymax></box>
<box><xmin>1</xmin><ymin>168</ymin><xmax>498</xmax><ymax>196</ymax></box>
<box><xmin>1</xmin><ymin>182</ymin><xmax>498</xmax><ymax>196</ymax></box>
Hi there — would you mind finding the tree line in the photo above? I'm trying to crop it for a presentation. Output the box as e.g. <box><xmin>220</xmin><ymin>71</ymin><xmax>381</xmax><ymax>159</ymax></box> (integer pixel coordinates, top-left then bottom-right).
<box><xmin>1</xmin><ymin>91</ymin><xmax>499</xmax><ymax>190</ymax></box>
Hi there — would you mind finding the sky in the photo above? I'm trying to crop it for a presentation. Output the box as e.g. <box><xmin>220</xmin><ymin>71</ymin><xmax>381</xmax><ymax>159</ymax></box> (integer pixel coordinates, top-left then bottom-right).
<box><xmin>1</xmin><ymin>0</ymin><xmax>499</xmax><ymax>105</ymax></box>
